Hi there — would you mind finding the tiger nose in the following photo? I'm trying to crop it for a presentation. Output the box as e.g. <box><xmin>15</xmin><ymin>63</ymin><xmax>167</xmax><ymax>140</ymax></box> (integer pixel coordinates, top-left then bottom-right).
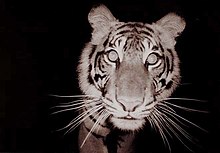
<box><xmin>117</xmin><ymin>98</ymin><xmax>143</xmax><ymax>112</ymax></box>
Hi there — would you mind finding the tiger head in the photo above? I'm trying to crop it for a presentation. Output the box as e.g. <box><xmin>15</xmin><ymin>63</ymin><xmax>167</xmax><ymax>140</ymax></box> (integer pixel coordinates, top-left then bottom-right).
<box><xmin>78</xmin><ymin>4</ymin><xmax>185</xmax><ymax>131</ymax></box>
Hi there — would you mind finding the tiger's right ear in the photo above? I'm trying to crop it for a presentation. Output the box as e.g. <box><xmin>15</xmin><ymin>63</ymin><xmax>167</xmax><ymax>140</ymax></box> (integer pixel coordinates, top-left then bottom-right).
<box><xmin>153</xmin><ymin>13</ymin><xmax>186</xmax><ymax>47</ymax></box>
<box><xmin>88</xmin><ymin>4</ymin><xmax>118</xmax><ymax>44</ymax></box>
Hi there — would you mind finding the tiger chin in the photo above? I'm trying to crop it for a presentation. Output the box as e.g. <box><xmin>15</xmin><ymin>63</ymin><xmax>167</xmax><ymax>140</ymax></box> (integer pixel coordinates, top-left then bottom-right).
<box><xmin>77</xmin><ymin>3</ymin><xmax>185</xmax><ymax>153</ymax></box>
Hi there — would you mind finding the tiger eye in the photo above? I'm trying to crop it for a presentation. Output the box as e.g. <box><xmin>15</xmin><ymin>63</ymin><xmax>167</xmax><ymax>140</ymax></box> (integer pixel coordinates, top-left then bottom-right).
<box><xmin>147</xmin><ymin>53</ymin><xmax>159</xmax><ymax>65</ymax></box>
<box><xmin>107</xmin><ymin>50</ymin><xmax>119</xmax><ymax>62</ymax></box>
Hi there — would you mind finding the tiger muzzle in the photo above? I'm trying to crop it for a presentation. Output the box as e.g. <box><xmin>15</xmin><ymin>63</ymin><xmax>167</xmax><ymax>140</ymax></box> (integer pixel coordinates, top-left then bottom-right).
<box><xmin>115</xmin><ymin>61</ymin><xmax>152</xmax><ymax>111</ymax></box>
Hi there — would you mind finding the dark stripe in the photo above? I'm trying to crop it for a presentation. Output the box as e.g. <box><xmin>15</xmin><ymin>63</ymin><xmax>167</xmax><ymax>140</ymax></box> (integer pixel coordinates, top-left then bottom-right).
<box><xmin>134</xmin><ymin>40</ymin><xmax>142</xmax><ymax>52</ymax></box>
<box><xmin>88</xmin><ymin>64</ymin><xmax>92</xmax><ymax>72</ymax></box>
<box><xmin>153</xmin><ymin>78</ymin><xmax>157</xmax><ymax>90</ymax></box>
<box><xmin>94</xmin><ymin>74</ymin><xmax>107</xmax><ymax>82</ymax></box>
<box><xmin>167</xmin><ymin>49</ymin><xmax>174</xmax><ymax>72</ymax></box>
<box><xmin>87</xmin><ymin>64</ymin><xmax>93</xmax><ymax>84</ymax></box>
<box><xmin>98</xmin><ymin>56</ymin><xmax>106</xmax><ymax>73</ymax></box>
<box><xmin>138</xmin><ymin>41</ymin><xmax>145</xmax><ymax>52</ymax></box>
<box><xmin>139</xmin><ymin>30</ymin><xmax>153</xmax><ymax>37</ymax></box>
<box><xmin>159</xmin><ymin>43</ymin><xmax>164</xmax><ymax>52</ymax></box>
<box><xmin>115</xmin><ymin>29</ymin><xmax>153</xmax><ymax>38</ymax></box>
<box><xmin>123</xmin><ymin>38</ymin><xmax>129</xmax><ymax>51</ymax></box>
<box><xmin>109</xmin><ymin>36</ymin><xmax>118</xmax><ymax>48</ymax></box>
<box><xmin>94</xmin><ymin>51</ymin><xmax>104</xmax><ymax>68</ymax></box>
<box><xmin>143</xmin><ymin>36</ymin><xmax>154</xmax><ymax>46</ymax></box>
<box><xmin>86</xmin><ymin>113</ymin><xmax>109</xmax><ymax>128</ymax></box>
<box><xmin>89</xmin><ymin>114</ymin><xmax>98</xmax><ymax>123</ymax></box>
<box><xmin>144</xmin><ymin>26</ymin><xmax>154</xmax><ymax>33</ymax></box>
<box><xmin>111</xmin><ymin>35</ymin><xmax>124</xmax><ymax>47</ymax></box>
<box><xmin>166</xmin><ymin>56</ymin><xmax>170</xmax><ymax>77</ymax></box>
<box><xmin>85</xmin><ymin>126</ymin><xmax>105</xmax><ymax>139</ymax></box>
<box><xmin>117</xmin><ymin>23</ymin><xmax>154</xmax><ymax>32</ymax></box>
<box><xmin>158</xmin><ymin>55</ymin><xmax>166</xmax><ymax>78</ymax></box>
<box><xmin>103</xmin><ymin>36</ymin><xmax>110</xmax><ymax>47</ymax></box>
<box><xmin>116</xmin><ymin>23</ymin><xmax>134</xmax><ymax>30</ymax></box>
<box><xmin>115</xmin><ymin>30</ymin><xmax>131</xmax><ymax>36</ymax></box>
<box><xmin>89</xmin><ymin>45</ymin><xmax>97</xmax><ymax>59</ymax></box>
<box><xmin>88</xmin><ymin>75</ymin><xmax>94</xmax><ymax>85</ymax></box>
<box><xmin>101</xmin><ymin>85</ymin><xmax>108</xmax><ymax>97</ymax></box>
<box><xmin>118</xmin><ymin>39</ymin><xmax>122</xmax><ymax>46</ymax></box>
<box><xmin>132</xmin><ymin>23</ymin><xmax>144</xmax><ymax>28</ymax></box>
<box><xmin>152</xmin><ymin>45</ymin><xmax>159</xmax><ymax>51</ymax></box>
<box><xmin>159</xmin><ymin>79</ymin><xmax>166</xmax><ymax>87</ymax></box>
<box><xmin>165</xmin><ymin>81</ymin><xmax>173</xmax><ymax>89</ymax></box>
<box><xmin>116</xmin><ymin>23</ymin><xmax>140</xmax><ymax>32</ymax></box>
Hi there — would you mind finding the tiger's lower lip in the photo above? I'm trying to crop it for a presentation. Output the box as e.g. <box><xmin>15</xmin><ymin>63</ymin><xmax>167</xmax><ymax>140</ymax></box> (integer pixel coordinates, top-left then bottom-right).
<box><xmin>118</xmin><ymin>116</ymin><xmax>137</xmax><ymax>120</ymax></box>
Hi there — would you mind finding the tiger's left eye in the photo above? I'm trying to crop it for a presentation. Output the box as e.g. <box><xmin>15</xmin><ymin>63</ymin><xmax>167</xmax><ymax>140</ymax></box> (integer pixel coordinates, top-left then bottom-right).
<box><xmin>107</xmin><ymin>50</ymin><xmax>119</xmax><ymax>62</ymax></box>
<box><xmin>146</xmin><ymin>53</ymin><xmax>159</xmax><ymax>65</ymax></box>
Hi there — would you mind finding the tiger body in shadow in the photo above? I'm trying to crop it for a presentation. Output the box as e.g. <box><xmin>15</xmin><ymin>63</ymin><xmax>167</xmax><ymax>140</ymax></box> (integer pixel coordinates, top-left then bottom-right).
<box><xmin>76</xmin><ymin>4</ymin><xmax>186</xmax><ymax>153</ymax></box>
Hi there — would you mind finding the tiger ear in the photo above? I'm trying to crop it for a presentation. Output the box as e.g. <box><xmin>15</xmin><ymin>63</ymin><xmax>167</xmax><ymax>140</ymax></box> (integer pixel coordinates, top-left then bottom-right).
<box><xmin>88</xmin><ymin>4</ymin><xmax>117</xmax><ymax>44</ymax></box>
<box><xmin>154</xmin><ymin>13</ymin><xmax>186</xmax><ymax>47</ymax></box>
<box><xmin>88</xmin><ymin>4</ymin><xmax>117</xmax><ymax>29</ymax></box>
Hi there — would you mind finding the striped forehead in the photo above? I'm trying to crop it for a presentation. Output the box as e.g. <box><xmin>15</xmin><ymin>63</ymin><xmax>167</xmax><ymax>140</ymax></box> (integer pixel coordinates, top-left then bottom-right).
<box><xmin>106</xmin><ymin>23</ymin><xmax>158</xmax><ymax>52</ymax></box>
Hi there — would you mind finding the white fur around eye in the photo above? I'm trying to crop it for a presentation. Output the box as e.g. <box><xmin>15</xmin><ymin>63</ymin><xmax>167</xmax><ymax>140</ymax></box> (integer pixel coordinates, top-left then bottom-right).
<box><xmin>107</xmin><ymin>50</ymin><xmax>118</xmax><ymax>62</ymax></box>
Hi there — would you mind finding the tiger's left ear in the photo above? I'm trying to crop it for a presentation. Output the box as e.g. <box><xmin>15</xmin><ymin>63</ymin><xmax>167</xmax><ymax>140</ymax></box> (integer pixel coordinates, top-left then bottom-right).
<box><xmin>154</xmin><ymin>13</ymin><xmax>186</xmax><ymax>47</ymax></box>
<box><xmin>88</xmin><ymin>4</ymin><xmax>118</xmax><ymax>44</ymax></box>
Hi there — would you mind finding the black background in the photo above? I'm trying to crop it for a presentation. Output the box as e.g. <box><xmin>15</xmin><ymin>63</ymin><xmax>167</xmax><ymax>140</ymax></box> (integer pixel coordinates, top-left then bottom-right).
<box><xmin>0</xmin><ymin>0</ymin><xmax>219</xmax><ymax>152</ymax></box>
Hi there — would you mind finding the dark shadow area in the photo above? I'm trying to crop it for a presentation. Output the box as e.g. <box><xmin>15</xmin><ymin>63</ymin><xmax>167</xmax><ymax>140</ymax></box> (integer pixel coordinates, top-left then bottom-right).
<box><xmin>0</xmin><ymin>0</ymin><xmax>219</xmax><ymax>152</ymax></box>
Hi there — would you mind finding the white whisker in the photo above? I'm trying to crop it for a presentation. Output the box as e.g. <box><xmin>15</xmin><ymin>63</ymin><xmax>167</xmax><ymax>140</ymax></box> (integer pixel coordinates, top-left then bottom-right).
<box><xmin>80</xmin><ymin>110</ymin><xmax>107</xmax><ymax>148</ymax></box>
<box><xmin>95</xmin><ymin>111</ymin><xmax>110</xmax><ymax>134</ymax></box>
<box><xmin>157</xmin><ymin>105</ymin><xmax>188</xmax><ymax>127</ymax></box>
<box><xmin>51</xmin><ymin>107</ymin><xmax>79</xmax><ymax>115</ymax></box>
<box><xmin>56</xmin><ymin>105</ymin><xmax>102</xmax><ymax>132</ymax></box>
<box><xmin>149</xmin><ymin>112</ymin><xmax>171</xmax><ymax>152</ymax></box>
<box><xmin>165</xmin><ymin>117</ymin><xmax>193</xmax><ymax>141</ymax></box>
<box><xmin>50</xmin><ymin>100</ymin><xmax>85</xmax><ymax>109</ymax></box>
<box><xmin>49</xmin><ymin>94</ymin><xmax>96</xmax><ymax>98</ymax></box>
<box><xmin>157</xmin><ymin>102</ymin><xmax>176</xmax><ymax>114</ymax></box>
<box><xmin>51</xmin><ymin>105</ymin><xmax>86</xmax><ymax>114</ymax></box>
<box><xmin>154</xmin><ymin>108</ymin><xmax>194</xmax><ymax>152</ymax></box>
<box><xmin>164</xmin><ymin>115</ymin><xmax>195</xmax><ymax>152</ymax></box>
<box><xmin>162</xmin><ymin>101</ymin><xmax>209</xmax><ymax>113</ymax></box>
<box><xmin>158</xmin><ymin>105</ymin><xmax>207</xmax><ymax>132</ymax></box>
<box><xmin>51</xmin><ymin>99</ymin><xmax>100</xmax><ymax>109</ymax></box>
<box><xmin>156</xmin><ymin>108</ymin><xmax>192</xmax><ymax>139</ymax></box>
<box><xmin>64</xmin><ymin>105</ymin><xmax>103</xmax><ymax>135</ymax></box>
<box><xmin>153</xmin><ymin>110</ymin><xmax>173</xmax><ymax>138</ymax></box>
<box><xmin>147</xmin><ymin>116</ymin><xmax>156</xmax><ymax>130</ymax></box>
<box><xmin>56</xmin><ymin>107</ymin><xmax>95</xmax><ymax>131</ymax></box>
<box><xmin>163</xmin><ymin>97</ymin><xmax>207</xmax><ymax>102</ymax></box>
<box><xmin>50</xmin><ymin>99</ymin><xmax>102</xmax><ymax>114</ymax></box>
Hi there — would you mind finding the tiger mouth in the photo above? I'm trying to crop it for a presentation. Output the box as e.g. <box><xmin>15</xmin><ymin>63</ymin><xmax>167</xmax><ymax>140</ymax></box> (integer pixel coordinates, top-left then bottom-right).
<box><xmin>117</xmin><ymin>115</ymin><xmax>138</xmax><ymax>120</ymax></box>
<box><xmin>111</xmin><ymin>115</ymin><xmax>145</xmax><ymax>130</ymax></box>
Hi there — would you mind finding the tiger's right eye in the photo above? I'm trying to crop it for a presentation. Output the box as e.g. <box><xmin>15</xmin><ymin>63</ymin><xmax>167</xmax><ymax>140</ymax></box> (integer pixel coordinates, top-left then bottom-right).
<box><xmin>107</xmin><ymin>50</ymin><xmax>119</xmax><ymax>62</ymax></box>
<box><xmin>145</xmin><ymin>52</ymin><xmax>161</xmax><ymax>66</ymax></box>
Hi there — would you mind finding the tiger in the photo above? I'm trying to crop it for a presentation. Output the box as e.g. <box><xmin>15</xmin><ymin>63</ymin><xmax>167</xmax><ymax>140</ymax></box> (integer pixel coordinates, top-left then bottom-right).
<box><xmin>65</xmin><ymin>4</ymin><xmax>186</xmax><ymax>153</ymax></box>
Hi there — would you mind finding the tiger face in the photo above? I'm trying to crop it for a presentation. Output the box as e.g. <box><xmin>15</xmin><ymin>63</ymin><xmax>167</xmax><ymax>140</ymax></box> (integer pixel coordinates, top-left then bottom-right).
<box><xmin>78</xmin><ymin>4</ymin><xmax>185</xmax><ymax>131</ymax></box>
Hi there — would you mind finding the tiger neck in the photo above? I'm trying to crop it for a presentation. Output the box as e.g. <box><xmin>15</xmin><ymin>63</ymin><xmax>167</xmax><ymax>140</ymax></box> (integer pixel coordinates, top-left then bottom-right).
<box><xmin>78</xmin><ymin>121</ymin><xmax>136</xmax><ymax>153</ymax></box>
<box><xmin>78</xmin><ymin>123</ymin><xmax>109</xmax><ymax>153</ymax></box>
<box><xmin>83</xmin><ymin>114</ymin><xmax>111</xmax><ymax>137</ymax></box>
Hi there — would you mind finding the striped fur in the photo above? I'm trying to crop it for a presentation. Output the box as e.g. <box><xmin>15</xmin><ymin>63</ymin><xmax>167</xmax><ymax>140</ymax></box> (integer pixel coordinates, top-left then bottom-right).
<box><xmin>77</xmin><ymin>4</ymin><xmax>185</xmax><ymax>153</ymax></box>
